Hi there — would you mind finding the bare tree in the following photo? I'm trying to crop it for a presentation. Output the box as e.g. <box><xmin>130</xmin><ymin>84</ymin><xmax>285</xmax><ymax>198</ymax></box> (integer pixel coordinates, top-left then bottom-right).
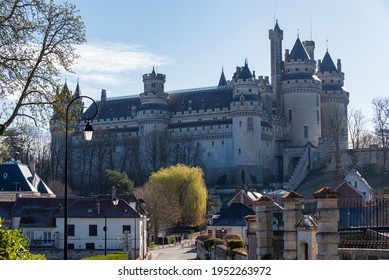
<box><xmin>0</xmin><ymin>0</ymin><xmax>86</xmax><ymax>135</ymax></box>
<box><xmin>135</xmin><ymin>182</ymin><xmax>181</xmax><ymax>241</ymax></box>
<box><xmin>321</xmin><ymin>103</ymin><xmax>348</xmax><ymax>173</ymax></box>
<box><xmin>348</xmin><ymin>107</ymin><xmax>368</xmax><ymax>149</ymax></box>
<box><xmin>372</xmin><ymin>97</ymin><xmax>389</xmax><ymax>172</ymax></box>
<box><xmin>143</xmin><ymin>130</ymin><xmax>171</xmax><ymax>172</ymax></box>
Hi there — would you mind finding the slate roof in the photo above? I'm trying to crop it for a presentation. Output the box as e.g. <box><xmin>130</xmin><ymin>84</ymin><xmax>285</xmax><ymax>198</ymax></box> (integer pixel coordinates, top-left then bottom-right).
<box><xmin>320</xmin><ymin>51</ymin><xmax>337</xmax><ymax>72</ymax></box>
<box><xmin>212</xmin><ymin>202</ymin><xmax>255</xmax><ymax>227</ymax></box>
<box><xmin>0</xmin><ymin>162</ymin><xmax>53</xmax><ymax>194</ymax></box>
<box><xmin>288</xmin><ymin>38</ymin><xmax>310</xmax><ymax>61</ymax></box>
<box><xmin>218</xmin><ymin>69</ymin><xmax>227</xmax><ymax>86</ymax></box>
<box><xmin>55</xmin><ymin>197</ymin><xmax>141</xmax><ymax>219</ymax></box>
<box><xmin>168</xmin><ymin>86</ymin><xmax>233</xmax><ymax>112</ymax></box>
<box><xmin>12</xmin><ymin>197</ymin><xmax>65</xmax><ymax>228</ymax></box>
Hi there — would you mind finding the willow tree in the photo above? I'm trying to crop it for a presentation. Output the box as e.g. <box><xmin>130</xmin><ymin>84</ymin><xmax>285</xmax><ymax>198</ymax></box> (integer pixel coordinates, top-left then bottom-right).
<box><xmin>0</xmin><ymin>0</ymin><xmax>86</xmax><ymax>135</ymax></box>
<box><xmin>148</xmin><ymin>164</ymin><xmax>207</xmax><ymax>227</ymax></box>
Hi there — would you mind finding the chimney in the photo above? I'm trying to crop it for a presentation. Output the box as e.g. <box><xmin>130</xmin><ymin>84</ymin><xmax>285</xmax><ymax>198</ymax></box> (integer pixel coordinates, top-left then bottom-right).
<box><xmin>101</xmin><ymin>89</ymin><xmax>107</xmax><ymax>101</ymax></box>
<box><xmin>285</xmin><ymin>49</ymin><xmax>289</xmax><ymax>60</ymax></box>
<box><xmin>97</xmin><ymin>201</ymin><xmax>101</xmax><ymax>215</ymax></box>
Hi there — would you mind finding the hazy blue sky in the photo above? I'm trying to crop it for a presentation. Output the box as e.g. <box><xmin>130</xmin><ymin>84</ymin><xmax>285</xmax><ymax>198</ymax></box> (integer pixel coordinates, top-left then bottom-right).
<box><xmin>63</xmin><ymin>0</ymin><xmax>389</xmax><ymax>129</ymax></box>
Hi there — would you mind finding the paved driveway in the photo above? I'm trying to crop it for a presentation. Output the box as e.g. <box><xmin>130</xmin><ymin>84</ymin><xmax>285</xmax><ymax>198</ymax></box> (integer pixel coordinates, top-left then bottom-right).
<box><xmin>149</xmin><ymin>242</ymin><xmax>197</xmax><ymax>260</ymax></box>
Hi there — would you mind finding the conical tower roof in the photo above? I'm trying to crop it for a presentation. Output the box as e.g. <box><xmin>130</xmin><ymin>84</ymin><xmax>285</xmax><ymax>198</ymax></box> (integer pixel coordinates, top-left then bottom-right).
<box><xmin>320</xmin><ymin>51</ymin><xmax>337</xmax><ymax>72</ymax></box>
<box><xmin>289</xmin><ymin>38</ymin><xmax>309</xmax><ymax>61</ymax></box>
<box><xmin>218</xmin><ymin>68</ymin><xmax>227</xmax><ymax>86</ymax></box>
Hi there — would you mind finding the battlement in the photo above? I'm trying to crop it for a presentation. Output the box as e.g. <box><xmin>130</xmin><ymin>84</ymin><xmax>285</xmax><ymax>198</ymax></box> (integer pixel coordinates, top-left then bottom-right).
<box><xmin>142</xmin><ymin>72</ymin><xmax>166</xmax><ymax>81</ymax></box>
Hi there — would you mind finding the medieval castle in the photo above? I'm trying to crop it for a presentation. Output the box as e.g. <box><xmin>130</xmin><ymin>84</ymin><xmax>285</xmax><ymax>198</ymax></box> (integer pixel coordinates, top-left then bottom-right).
<box><xmin>51</xmin><ymin>21</ymin><xmax>350</xmax><ymax>192</ymax></box>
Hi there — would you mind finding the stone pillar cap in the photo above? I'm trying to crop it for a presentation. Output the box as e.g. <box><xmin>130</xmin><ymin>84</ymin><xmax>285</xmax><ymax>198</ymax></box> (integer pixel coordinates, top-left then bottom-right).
<box><xmin>313</xmin><ymin>187</ymin><xmax>339</xmax><ymax>199</ymax></box>
<box><xmin>282</xmin><ymin>191</ymin><xmax>304</xmax><ymax>200</ymax></box>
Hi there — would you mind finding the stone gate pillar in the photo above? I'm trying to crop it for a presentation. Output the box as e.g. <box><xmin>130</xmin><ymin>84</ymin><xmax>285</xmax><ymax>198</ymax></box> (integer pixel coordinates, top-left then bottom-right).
<box><xmin>254</xmin><ymin>196</ymin><xmax>274</xmax><ymax>259</ymax></box>
<box><xmin>282</xmin><ymin>191</ymin><xmax>304</xmax><ymax>260</ymax></box>
<box><xmin>313</xmin><ymin>187</ymin><xmax>340</xmax><ymax>260</ymax></box>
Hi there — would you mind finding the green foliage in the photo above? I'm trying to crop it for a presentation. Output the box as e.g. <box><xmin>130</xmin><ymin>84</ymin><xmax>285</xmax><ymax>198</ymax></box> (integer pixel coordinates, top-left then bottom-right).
<box><xmin>105</xmin><ymin>169</ymin><xmax>134</xmax><ymax>194</ymax></box>
<box><xmin>203</xmin><ymin>238</ymin><xmax>225</xmax><ymax>251</ymax></box>
<box><xmin>223</xmin><ymin>233</ymin><xmax>244</xmax><ymax>241</ymax></box>
<box><xmin>148</xmin><ymin>164</ymin><xmax>207</xmax><ymax>226</ymax></box>
<box><xmin>0</xmin><ymin>219</ymin><xmax>45</xmax><ymax>260</ymax></box>
<box><xmin>82</xmin><ymin>252</ymin><xmax>128</xmax><ymax>260</ymax></box>
<box><xmin>226</xmin><ymin>240</ymin><xmax>245</xmax><ymax>251</ymax></box>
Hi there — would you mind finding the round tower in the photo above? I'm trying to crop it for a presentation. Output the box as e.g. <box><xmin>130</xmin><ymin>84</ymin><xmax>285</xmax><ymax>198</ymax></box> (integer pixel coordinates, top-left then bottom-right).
<box><xmin>282</xmin><ymin>38</ymin><xmax>322</xmax><ymax>147</ymax></box>
<box><xmin>230</xmin><ymin>60</ymin><xmax>263</xmax><ymax>184</ymax></box>
<box><xmin>316</xmin><ymin>52</ymin><xmax>349</xmax><ymax>149</ymax></box>
<box><xmin>138</xmin><ymin>68</ymin><xmax>170</xmax><ymax>135</ymax></box>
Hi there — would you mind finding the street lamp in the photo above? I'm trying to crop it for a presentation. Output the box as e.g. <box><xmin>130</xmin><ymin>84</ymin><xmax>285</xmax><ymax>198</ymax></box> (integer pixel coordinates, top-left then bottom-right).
<box><xmin>64</xmin><ymin>95</ymin><xmax>98</xmax><ymax>260</ymax></box>
<box><xmin>104</xmin><ymin>187</ymin><xmax>119</xmax><ymax>256</ymax></box>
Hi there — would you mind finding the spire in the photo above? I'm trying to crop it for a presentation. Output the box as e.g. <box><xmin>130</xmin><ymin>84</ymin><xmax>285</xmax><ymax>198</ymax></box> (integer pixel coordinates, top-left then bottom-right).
<box><xmin>320</xmin><ymin>51</ymin><xmax>337</xmax><ymax>72</ymax></box>
<box><xmin>288</xmin><ymin>38</ymin><xmax>309</xmax><ymax>61</ymax></box>
<box><xmin>274</xmin><ymin>19</ymin><xmax>280</xmax><ymax>30</ymax></box>
<box><xmin>74</xmin><ymin>79</ymin><xmax>81</xmax><ymax>98</ymax></box>
<box><xmin>218</xmin><ymin>68</ymin><xmax>227</xmax><ymax>86</ymax></box>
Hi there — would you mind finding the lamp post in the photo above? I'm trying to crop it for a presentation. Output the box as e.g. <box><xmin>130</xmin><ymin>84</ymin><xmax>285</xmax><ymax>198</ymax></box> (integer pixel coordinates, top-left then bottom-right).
<box><xmin>64</xmin><ymin>95</ymin><xmax>98</xmax><ymax>260</ymax></box>
<box><xmin>104</xmin><ymin>187</ymin><xmax>119</xmax><ymax>256</ymax></box>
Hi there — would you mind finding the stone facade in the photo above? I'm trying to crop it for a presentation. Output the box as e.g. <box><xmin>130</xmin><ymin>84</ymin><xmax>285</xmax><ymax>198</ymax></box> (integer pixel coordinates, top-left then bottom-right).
<box><xmin>51</xmin><ymin>21</ymin><xmax>350</xmax><ymax>190</ymax></box>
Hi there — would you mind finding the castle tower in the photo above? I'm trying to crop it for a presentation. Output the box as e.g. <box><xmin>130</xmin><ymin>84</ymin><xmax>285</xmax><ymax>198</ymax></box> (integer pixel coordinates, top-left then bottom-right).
<box><xmin>138</xmin><ymin>68</ymin><xmax>170</xmax><ymax>135</ymax></box>
<box><xmin>269</xmin><ymin>20</ymin><xmax>284</xmax><ymax>114</ymax></box>
<box><xmin>282</xmin><ymin>37</ymin><xmax>322</xmax><ymax>147</ymax></box>
<box><xmin>316</xmin><ymin>51</ymin><xmax>349</xmax><ymax>149</ymax></box>
<box><xmin>230</xmin><ymin>60</ymin><xmax>263</xmax><ymax>184</ymax></box>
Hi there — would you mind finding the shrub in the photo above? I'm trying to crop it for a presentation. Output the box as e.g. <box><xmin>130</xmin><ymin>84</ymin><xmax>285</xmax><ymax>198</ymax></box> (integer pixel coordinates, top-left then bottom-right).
<box><xmin>223</xmin><ymin>233</ymin><xmax>243</xmax><ymax>241</ymax></box>
<box><xmin>226</xmin><ymin>240</ymin><xmax>245</xmax><ymax>251</ymax></box>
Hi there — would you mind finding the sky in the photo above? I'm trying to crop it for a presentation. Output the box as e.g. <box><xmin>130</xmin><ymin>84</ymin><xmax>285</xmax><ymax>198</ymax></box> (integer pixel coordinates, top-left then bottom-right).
<box><xmin>62</xmin><ymin>0</ymin><xmax>389</xmax><ymax>130</ymax></box>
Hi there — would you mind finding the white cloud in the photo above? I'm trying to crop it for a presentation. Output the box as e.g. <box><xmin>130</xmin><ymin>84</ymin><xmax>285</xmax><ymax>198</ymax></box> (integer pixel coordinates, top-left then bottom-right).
<box><xmin>71</xmin><ymin>41</ymin><xmax>171</xmax><ymax>86</ymax></box>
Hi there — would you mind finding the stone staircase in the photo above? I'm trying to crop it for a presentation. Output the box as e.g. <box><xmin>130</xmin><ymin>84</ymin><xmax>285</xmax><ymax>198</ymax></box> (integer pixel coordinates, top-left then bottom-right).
<box><xmin>284</xmin><ymin>148</ymin><xmax>310</xmax><ymax>190</ymax></box>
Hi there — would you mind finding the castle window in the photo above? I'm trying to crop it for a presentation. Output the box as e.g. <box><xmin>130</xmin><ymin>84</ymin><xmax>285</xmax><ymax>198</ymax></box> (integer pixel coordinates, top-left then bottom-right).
<box><xmin>288</xmin><ymin>109</ymin><xmax>292</xmax><ymax>121</ymax></box>
<box><xmin>222</xmin><ymin>140</ymin><xmax>224</xmax><ymax>145</ymax></box>
<box><xmin>212</xmin><ymin>141</ymin><xmax>214</xmax><ymax>146</ymax></box>
<box><xmin>316</xmin><ymin>95</ymin><xmax>319</xmax><ymax>106</ymax></box>
<box><xmin>187</xmin><ymin>128</ymin><xmax>189</xmax><ymax>131</ymax></box>
<box><xmin>247</xmin><ymin>117</ymin><xmax>254</xmax><ymax>131</ymax></box>
<box><xmin>295</xmin><ymin>68</ymin><xmax>299</xmax><ymax>71</ymax></box>
<box><xmin>239</xmin><ymin>121</ymin><xmax>242</xmax><ymax>127</ymax></box>
<box><xmin>317</xmin><ymin>110</ymin><xmax>320</xmax><ymax>123</ymax></box>
<box><xmin>249</xmin><ymin>88</ymin><xmax>252</xmax><ymax>93</ymax></box>
<box><xmin>304</xmin><ymin>126</ymin><xmax>308</xmax><ymax>138</ymax></box>
<box><xmin>238</xmin><ymin>148</ymin><xmax>241</xmax><ymax>154</ymax></box>
<box><xmin>151</xmin><ymin>83</ymin><xmax>156</xmax><ymax>87</ymax></box>
<box><xmin>195</xmin><ymin>127</ymin><xmax>197</xmax><ymax>131</ymax></box>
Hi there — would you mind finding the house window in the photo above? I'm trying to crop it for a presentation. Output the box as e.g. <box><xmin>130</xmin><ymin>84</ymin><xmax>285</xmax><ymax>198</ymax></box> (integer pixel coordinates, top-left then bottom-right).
<box><xmin>123</xmin><ymin>225</ymin><xmax>131</xmax><ymax>234</ymax></box>
<box><xmin>89</xmin><ymin>225</ymin><xmax>97</xmax><ymax>236</ymax></box>
<box><xmin>304</xmin><ymin>126</ymin><xmax>308</xmax><ymax>138</ymax></box>
<box><xmin>68</xmin><ymin>224</ymin><xmax>75</xmax><ymax>236</ymax></box>
<box><xmin>215</xmin><ymin>229</ymin><xmax>227</xmax><ymax>238</ymax></box>
<box><xmin>85</xmin><ymin>243</ymin><xmax>95</xmax><ymax>250</ymax></box>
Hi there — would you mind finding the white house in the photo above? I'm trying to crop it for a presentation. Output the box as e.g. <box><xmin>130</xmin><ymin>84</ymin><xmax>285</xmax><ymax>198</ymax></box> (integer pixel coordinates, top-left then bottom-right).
<box><xmin>4</xmin><ymin>195</ymin><xmax>148</xmax><ymax>259</ymax></box>
<box><xmin>344</xmin><ymin>169</ymin><xmax>375</xmax><ymax>203</ymax></box>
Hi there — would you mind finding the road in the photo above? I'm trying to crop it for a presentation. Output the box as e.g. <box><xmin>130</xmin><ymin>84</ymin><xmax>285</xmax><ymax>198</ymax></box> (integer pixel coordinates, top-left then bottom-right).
<box><xmin>149</xmin><ymin>241</ymin><xmax>197</xmax><ymax>260</ymax></box>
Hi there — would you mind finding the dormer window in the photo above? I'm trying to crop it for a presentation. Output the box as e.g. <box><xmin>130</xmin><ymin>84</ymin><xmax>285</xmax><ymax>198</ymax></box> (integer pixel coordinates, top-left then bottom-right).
<box><xmin>3</xmin><ymin>172</ymin><xmax>8</xmax><ymax>180</ymax></box>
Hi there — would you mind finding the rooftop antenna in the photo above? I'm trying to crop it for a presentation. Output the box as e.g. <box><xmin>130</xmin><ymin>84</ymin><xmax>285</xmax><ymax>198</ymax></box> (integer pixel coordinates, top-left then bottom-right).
<box><xmin>297</xmin><ymin>28</ymin><xmax>300</xmax><ymax>38</ymax></box>
<box><xmin>310</xmin><ymin>17</ymin><xmax>313</xmax><ymax>40</ymax></box>
<box><xmin>326</xmin><ymin>37</ymin><xmax>329</xmax><ymax>51</ymax></box>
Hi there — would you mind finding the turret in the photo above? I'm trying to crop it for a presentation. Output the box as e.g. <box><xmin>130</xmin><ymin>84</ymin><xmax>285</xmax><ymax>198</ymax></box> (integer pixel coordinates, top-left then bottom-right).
<box><xmin>316</xmin><ymin>51</ymin><xmax>349</xmax><ymax>149</ymax></box>
<box><xmin>282</xmin><ymin>37</ymin><xmax>322</xmax><ymax>147</ymax></box>
<box><xmin>138</xmin><ymin>68</ymin><xmax>170</xmax><ymax>135</ymax></box>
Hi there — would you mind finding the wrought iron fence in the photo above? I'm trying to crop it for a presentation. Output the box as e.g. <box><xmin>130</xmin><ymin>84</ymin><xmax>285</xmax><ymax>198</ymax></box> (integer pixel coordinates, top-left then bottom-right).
<box><xmin>338</xmin><ymin>198</ymin><xmax>389</xmax><ymax>249</ymax></box>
